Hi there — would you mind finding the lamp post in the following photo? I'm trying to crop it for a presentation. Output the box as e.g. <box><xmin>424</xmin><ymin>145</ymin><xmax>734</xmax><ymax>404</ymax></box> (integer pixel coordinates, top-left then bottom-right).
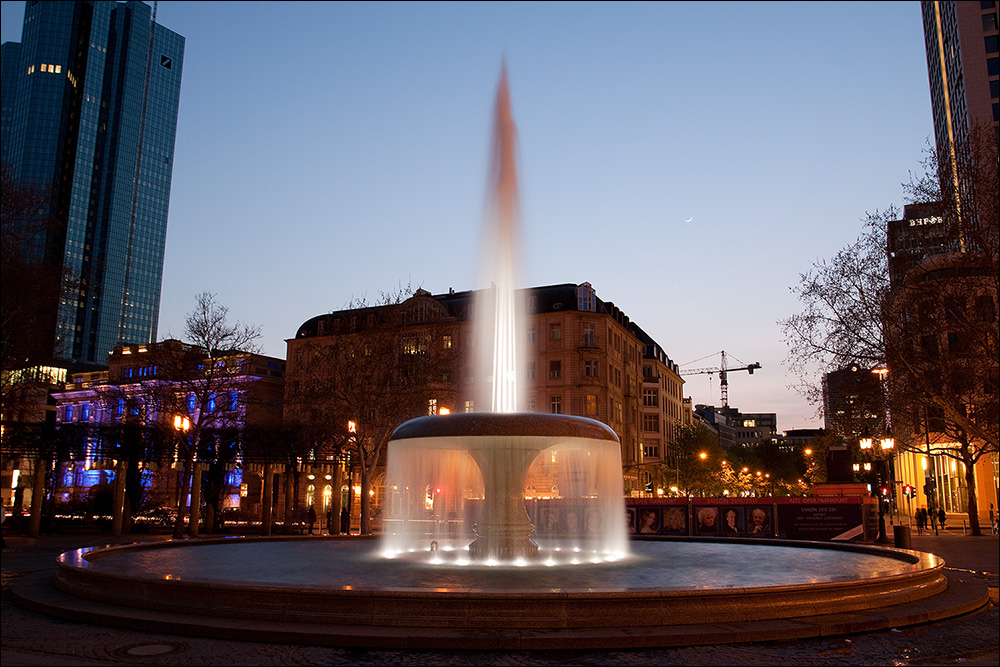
<box><xmin>859</xmin><ymin>434</ymin><xmax>893</xmax><ymax>543</ymax></box>
<box><xmin>172</xmin><ymin>415</ymin><xmax>192</xmax><ymax>538</ymax></box>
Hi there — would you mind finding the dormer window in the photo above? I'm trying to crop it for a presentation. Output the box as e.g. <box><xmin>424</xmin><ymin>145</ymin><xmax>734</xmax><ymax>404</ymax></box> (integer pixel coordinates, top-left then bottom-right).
<box><xmin>577</xmin><ymin>282</ymin><xmax>596</xmax><ymax>312</ymax></box>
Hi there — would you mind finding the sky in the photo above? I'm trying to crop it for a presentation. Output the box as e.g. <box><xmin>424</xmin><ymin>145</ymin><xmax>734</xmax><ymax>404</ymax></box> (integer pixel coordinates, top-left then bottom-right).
<box><xmin>1</xmin><ymin>1</ymin><xmax>936</xmax><ymax>431</ymax></box>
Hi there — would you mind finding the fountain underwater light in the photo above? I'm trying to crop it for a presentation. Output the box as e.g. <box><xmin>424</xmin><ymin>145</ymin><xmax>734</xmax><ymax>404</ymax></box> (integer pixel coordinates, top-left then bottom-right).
<box><xmin>380</xmin><ymin>65</ymin><xmax>630</xmax><ymax>565</ymax></box>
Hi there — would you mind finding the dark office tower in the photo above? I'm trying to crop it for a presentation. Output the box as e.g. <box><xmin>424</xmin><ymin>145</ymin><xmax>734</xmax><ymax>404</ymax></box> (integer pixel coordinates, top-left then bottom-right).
<box><xmin>2</xmin><ymin>1</ymin><xmax>184</xmax><ymax>367</ymax></box>
<box><xmin>921</xmin><ymin>1</ymin><xmax>999</xmax><ymax>178</ymax></box>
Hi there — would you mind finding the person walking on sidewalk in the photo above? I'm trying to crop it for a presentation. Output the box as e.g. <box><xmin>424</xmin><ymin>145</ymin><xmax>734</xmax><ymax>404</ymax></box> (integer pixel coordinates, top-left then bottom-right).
<box><xmin>938</xmin><ymin>508</ymin><xmax>946</xmax><ymax>530</ymax></box>
<box><xmin>306</xmin><ymin>505</ymin><xmax>317</xmax><ymax>535</ymax></box>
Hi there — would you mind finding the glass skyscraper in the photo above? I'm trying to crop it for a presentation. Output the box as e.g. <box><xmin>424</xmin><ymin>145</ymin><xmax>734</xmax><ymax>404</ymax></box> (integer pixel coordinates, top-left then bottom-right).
<box><xmin>2</xmin><ymin>1</ymin><xmax>184</xmax><ymax>367</ymax></box>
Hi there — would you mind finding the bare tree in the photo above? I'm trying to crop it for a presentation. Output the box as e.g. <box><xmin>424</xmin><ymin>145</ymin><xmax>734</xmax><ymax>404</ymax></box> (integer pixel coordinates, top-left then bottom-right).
<box><xmin>136</xmin><ymin>293</ymin><xmax>262</xmax><ymax>537</ymax></box>
<box><xmin>285</xmin><ymin>287</ymin><xmax>459</xmax><ymax>535</ymax></box>
<box><xmin>781</xmin><ymin>124</ymin><xmax>998</xmax><ymax>534</ymax></box>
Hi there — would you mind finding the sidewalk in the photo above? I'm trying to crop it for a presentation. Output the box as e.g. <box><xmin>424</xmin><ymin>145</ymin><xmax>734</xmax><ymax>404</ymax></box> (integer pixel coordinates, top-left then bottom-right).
<box><xmin>2</xmin><ymin>530</ymin><xmax>997</xmax><ymax>666</ymax></box>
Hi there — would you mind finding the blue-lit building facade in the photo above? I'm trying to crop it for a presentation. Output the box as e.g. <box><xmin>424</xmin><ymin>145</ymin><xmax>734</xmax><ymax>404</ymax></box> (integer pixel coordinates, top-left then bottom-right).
<box><xmin>49</xmin><ymin>340</ymin><xmax>286</xmax><ymax>515</ymax></box>
<box><xmin>2</xmin><ymin>1</ymin><xmax>184</xmax><ymax>367</ymax></box>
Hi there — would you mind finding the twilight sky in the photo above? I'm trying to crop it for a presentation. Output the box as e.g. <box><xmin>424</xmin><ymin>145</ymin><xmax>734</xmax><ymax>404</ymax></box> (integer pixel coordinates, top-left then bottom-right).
<box><xmin>2</xmin><ymin>1</ymin><xmax>935</xmax><ymax>430</ymax></box>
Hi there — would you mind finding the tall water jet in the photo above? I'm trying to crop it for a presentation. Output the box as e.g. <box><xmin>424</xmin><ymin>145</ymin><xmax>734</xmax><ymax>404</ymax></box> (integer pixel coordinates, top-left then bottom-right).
<box><xmin>381</xmin><ymin>64</ymin><xmax>629</xmax><ymax>564</ymax></box>
<box><xmin>478</xmin><ymin>62</ymin><xmax>523</xmax><ymax>414</ymax></box>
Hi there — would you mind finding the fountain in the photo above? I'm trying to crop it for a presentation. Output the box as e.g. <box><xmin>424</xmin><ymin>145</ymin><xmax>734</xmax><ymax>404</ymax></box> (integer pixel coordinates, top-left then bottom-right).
<box><xmin>380</xmin><ymin>64</ymin><xmax>629</xmax><ymax>565</ymax></box>
<box><xmin>10</xmin><ymin>64</ymin><xmax>979</xmax><ymax>650</ymax></box>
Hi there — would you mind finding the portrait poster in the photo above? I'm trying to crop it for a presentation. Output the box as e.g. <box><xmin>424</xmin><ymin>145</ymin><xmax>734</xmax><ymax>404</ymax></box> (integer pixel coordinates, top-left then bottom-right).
<box><xmin>625</xmin><ymin>507</ymin><xmax>637</xmax><ymax>533</ymax></box>
<box><xmin>538</xmin><ymin>505</ymin><xmax>559</xmax><ymax>535</ymax></box>
<box><xmin>637</xmin><ymin>506</ymin><xmax>661</xmax><ymax>534</ymax></box>
<box><xmin>562</xmin><ymin>506</ymin><xmax>583</xmax><ymax>534</ymax></box>
<box><xmin>720</xmin><ymin>506</ymin><xmax>743</xmax><ymax>535</ymax></box>
<box><xmin>695</xmin><ymin>506</ymin><xmax>719</xmax><ymax>535</ymax></box>
<box><xmin>747</xmin><ymin>506</ymin><xmax>772</xmax><ymax>537</ymax></box>
<box><xmin>584</xmin><ymin>507</ymin><xmax>604</xmax><ymax>534</ymax></box>
<box><xmin>661</xmin><ymin>505</ymin><xmax>688</xmax><ymax>535</ymax></box>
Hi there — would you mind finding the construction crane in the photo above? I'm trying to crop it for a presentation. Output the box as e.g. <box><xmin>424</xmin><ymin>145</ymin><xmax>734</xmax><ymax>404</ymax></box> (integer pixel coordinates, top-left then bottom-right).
<box><xmin>680</xmin><ymin>351</ymin><xmax>761</xmax><ymax>409</ymax></box>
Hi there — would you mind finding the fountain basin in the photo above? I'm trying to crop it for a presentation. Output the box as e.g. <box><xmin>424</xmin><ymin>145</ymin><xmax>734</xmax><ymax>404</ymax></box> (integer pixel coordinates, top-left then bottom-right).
<box><xmin>52</xmin><ymin>536</ymin><xmax>946</xmax><ymax>633</ymax></box>
<box><xmin>383</xmin><ymin>413</ymin><xmax>629</xmax><ymax>563</ymax></box>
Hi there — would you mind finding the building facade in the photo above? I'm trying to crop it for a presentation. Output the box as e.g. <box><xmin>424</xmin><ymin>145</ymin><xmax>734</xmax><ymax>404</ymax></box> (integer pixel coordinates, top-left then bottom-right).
<box><xmin>922</xmin><ymin>0</ymin><xmax>999</xmax><ymax>151</ymax></box>
<box><xmin>2</xmin><ymin>1</ymin><xmax>184</xmax><ymax>366</ymax></box>
<box><xmin>887</xmin><ymin>251</ymin><xmax>998</xmax><ymax>523</ymax></box>
<box><xmin>45</xmin><ymin>340</ymin><xmax>284</xmax><ymax>520</ymax></box>
<box><xmin>285</xmin><ymin>283</ymin><xmax>686</xmax><ymax>511</ymax></box>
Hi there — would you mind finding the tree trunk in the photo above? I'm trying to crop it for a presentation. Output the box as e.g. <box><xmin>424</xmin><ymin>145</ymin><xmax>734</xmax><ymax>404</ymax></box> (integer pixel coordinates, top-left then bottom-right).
<box><xmin>188</xmin><ymin>461</ymin><xmax>203</xmax><ymax>537</ymax></box>
<box><xmin>173</xmin><ymin>456</ymin><xmax>192</xmax><ymax>539</ymax></box>
<box><xmin>27</xmin><ymin>454</ymin><xmax>48</xmax><ymax>538</ymax></box>
<box><xmin>360</xmin><ymin>465</ymin><xmax>372</xmax><ymax>535</ymax></box>
<box><xmin>329</xmin><ymin>466</ymin><xmax>343</xmax><ymax>534</ymax></box>
<box><xmin>110</xmin><ymin>459</ymin><xmax>128</xmax><ymax>536</ymax></box>
<box><xmin>283</xmin><ymin>467</ymin><xmax>296</xmax><ymax>534</ymax></box>
<box><xmin>963</xmin><ymin>452</ymin><xmax>981</xmax><ymax>536</ymax></box>
<box><xmin>205</xmin><ymin>502</ymin><xmax>216</xmax><ymax>535</ymax></box>
<box><xmin>261</xmin><ymin>463</ymin><xmax>274</xmax><ymax>536</ymax></box>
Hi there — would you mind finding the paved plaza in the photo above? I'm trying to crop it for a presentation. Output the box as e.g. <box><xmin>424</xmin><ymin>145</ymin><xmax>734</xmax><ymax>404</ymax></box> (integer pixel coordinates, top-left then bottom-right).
<box><xmin>2</xmin><ymin>529</ymin><xmax>997</xmax><ymax>666</ymax></box>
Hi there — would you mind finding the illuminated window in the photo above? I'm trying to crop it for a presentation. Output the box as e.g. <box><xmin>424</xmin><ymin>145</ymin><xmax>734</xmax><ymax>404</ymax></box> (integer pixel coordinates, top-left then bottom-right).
<box><xmin>464</xmin><ymin>400</ymin><xmax>474</xmax><ymax>413</ymax></box>
<box><xmin>585</xmin><ymin>394</ymin><xmax>597</xmax><ymax>416</ymax></box>
<box><xmin>443</xmin><ymin>335</ymin><xmax>452</xmax><ymax>349</ymax></box>
<box><xmin>428</xmin><ymin>398</ymin><xmax>438</xmax><ymax>415</ymax></box>
<box><xmin>65</xmin><ymin>405</ymin><xmax>74</xmax><ymax>422</ymax></box>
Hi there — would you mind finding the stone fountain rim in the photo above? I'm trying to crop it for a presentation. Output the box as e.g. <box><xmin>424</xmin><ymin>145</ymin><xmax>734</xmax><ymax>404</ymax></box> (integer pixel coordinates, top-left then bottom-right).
<box><xmin>45</xmin><ymin>535</ymin><xmax>955</xmax><ymax>639</ymax></box>
<box><xmin>390</xmin><ymin>413</ymin><xmax>619</xmax><ymax>442</ymax></box>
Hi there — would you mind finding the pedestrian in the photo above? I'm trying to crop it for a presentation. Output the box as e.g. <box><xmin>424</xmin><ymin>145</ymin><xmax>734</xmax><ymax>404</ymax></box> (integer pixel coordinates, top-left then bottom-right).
<box><xmin>340</xmin><ymin>507</ymin><xmax>350</xmax><ymax>534</ymax></box>
<box><xmin>938</xmin><ymin>508</ymin><xmax>946</xmax><ymax>530</ymax></box>
<box><xmin>990</xmin><ymin>504</ymin><xmax>997</xmax><ymax>535</ymax></box>
<box><xmin>326</xmin><ymin>507</ymin><xmax>335</xmax><ymax>535</ymax></box>
<box><xmin>916</xmin><ymin>507</ymin><xmax>925</xmax><ymax>534</ymax></box>
<box><xmin>306</xmin><ymin>505</ymin><xmax>317</xmax><ymax>535</ymax></box>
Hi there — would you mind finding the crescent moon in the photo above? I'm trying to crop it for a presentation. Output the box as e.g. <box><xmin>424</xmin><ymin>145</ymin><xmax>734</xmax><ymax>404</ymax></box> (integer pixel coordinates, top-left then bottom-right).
<box><xmin>684</xmin><ymin>217</ymin><xmax>693</xmax><ymax>223</ymax></box>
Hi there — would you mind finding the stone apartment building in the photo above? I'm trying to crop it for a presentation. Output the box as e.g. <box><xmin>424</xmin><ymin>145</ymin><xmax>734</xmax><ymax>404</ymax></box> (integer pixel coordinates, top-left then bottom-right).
<box><xmin>285</xmin><ymin>282</ymin><xmax>685</xmax><ymax>511</ymax></box>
